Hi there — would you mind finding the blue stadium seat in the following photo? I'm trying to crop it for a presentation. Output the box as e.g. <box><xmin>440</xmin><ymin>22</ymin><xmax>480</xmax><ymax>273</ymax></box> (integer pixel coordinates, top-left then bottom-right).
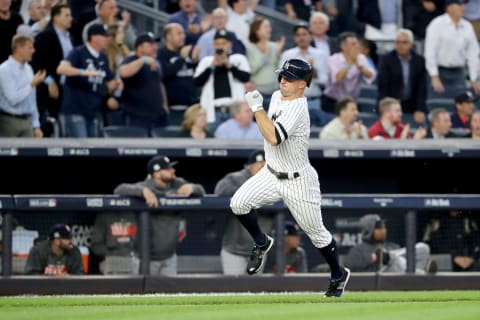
<box><xmin>101</xmin><ymin>125</ymin><xmax>149</xmax><ymax>138</ymax></box>
<box><xmin>103</xmin><ymin>110</ymin><xmax>124</xmax><ymax>126</ymax></box>
<box><xmin>357</xmin><ymin>112</ymin><xmax>378</xmax><ymax>128</ymax></box>
<box><xmin>358</xmin><ymin>84</ymin><xmax>378</xmax><ymax>100</ymax></box>
<box><xmin>169</xmin><ymin>105</ymin><xmax>188</xmax><ymax>126</ymax></box>
<box><xmin>357</xmin><ymin>97</ymin><xmax>378</xmax><ymax>113</ymax></box>
<box><xmin>426</xmin><ymin>98</ymin><xmax>455</xmax><ymax>112</ymax></box>
<box><xmin>151</xmin><ymin>125</ymin><xmax>181</xmax><ymax>137</ymax></box>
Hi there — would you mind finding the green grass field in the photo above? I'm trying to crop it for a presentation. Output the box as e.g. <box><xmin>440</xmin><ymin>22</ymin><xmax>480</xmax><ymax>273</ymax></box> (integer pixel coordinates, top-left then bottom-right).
<box><xmin>0</xmin><ymin>291</ymin><xmax>479</xmax><ymax>320</ymax></box>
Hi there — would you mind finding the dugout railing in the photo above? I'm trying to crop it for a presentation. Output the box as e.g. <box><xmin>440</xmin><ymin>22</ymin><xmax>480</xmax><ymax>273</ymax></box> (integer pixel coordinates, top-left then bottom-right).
<box><xmin>2</xmin><ymin>193</ymin><xmax>480</xmax><ymax>277</ymax></box>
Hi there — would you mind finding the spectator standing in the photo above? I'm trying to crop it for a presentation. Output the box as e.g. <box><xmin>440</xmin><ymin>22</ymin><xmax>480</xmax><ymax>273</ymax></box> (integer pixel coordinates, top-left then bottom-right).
<box><xmin>119</xmin><ymin>33</ymin><xmax>169</xmax><ymax>134</ymax></box>
<box><xmin>176</xmin><ymin>103</ymin><xmax>213</xmax><ymax>138</ymax></box>
<box><xmin>245</xmin><ymin>16</ymin><xmax>285</xmax><ymax>109</ymax></box>
<box><xmin>223</xmin><ymin>0</ymin><xmax>255</xmax><ymax>47</ymax></box>
<box><xmin>319</xmin><ymin>98</ymin><xmax>368</xmax><ymax>140</ymax></box>
<box><xmin>214</xmin><ymin>149</ymin><xmax>274</xmax><ymax>275</ymax></box>
<box><xmin>322</xmin><ymin>32</ymin><xmax>376</xmax><ymax>114</ymax></box>
<box><xmin>309</xmin><ymin>11</ymin><xmax>339</xmax><ymax>58</ymax></box>
<box><xmin>377</xmin><ymin>29</ymin><xmax>428</xmax><ymax>124</ymax></box>
<box><xmin>25</xmin><ymin>224</ymin><xmax>84</xmax><ymax>275</ymax></box>
<box><xmin>403</xmin><ymin>0</ymin><xmax>445</xmax><ymax>40</ymax></box>
<box><xmin>82</xmin><ymin>0</ymin><xmax>136</xmax><ymax>49</ymax></box>
<box><xmin>114</xmin><ymin>155</ymin><xmax>206</xmax><ymax>275</ymax></box>
<box><xmin>167</xmin><ymin>0</ymin><xmax>210</xmax><ymax>46</ymax></box>
<box><xmin>0</xmin><ymin>0</ymin><xmax>24</xmax><ymax>63</ymax></box>
<box><xmin>465</xmin><ymin>0</ymin><xmax>480</xmax><ymax>40</ymax></box>
<box><xmin>193</xmin><ymin>7</ymin><xmax>245</xmax><ymax>61</ymax></box>
<box><xmin>284</xmin><ymin>0</ymin><xmax>321</xmax><ymax>22</ymax></box>
<box><xmin>90</xmin><ymin>211</ymin><xmax>139</xmax><ymax>275</ymax></box>
<box><xmin>279</xmin><ymin>23</ymin><xmax>331</xmax><ymax>126</ymax></box>
<box><xmin>158</xmin><ymin>22</ymin><xmax>198</xmax><ymax>109</ymax></box>
<box><xmin>425</xmin><ymin>107</ymin><xmax>458</xmax><ymax>138</ymax></box>
<box><xmin>345</xmin><ymin>214</ymin><xmax>436</xmax><ymax>274</ymax></box>
<box><xmin>57</xmin><ymin>23</ymin><xmax>118</xmax><ymax>137</ymax></box>
<box><xmin>368</xmin><ymin>97</ymin><xmax>426</xmax><ymax>139</ymax></box>
<box><xmin>214</xmin><ymin>100</ymin><xmax>262</xmax><ymax>139</ymax></box>
<box><xmin>194</xmin><ymin>29</ymin><xmax>250</xmax><ymax>128</ymax></box>
<box><xmin>31</xmin><ymin>3</ymin><xmax>73</xmax><ymax>133</ymax></box>
<box><xmin>0</xmin><ymin>34</ymin><xmax>43</xmax><ymax>137</ymax></box>
<box><xmin>425</xmin><ymin>0</ymin><xmax>480</xmax><ymax>100</ymax></box>
<box><xmin>16</xmin><ymin>0</ymin><xmax>47</xmax><ymax>37</ymax></box>
<box><xmin>264</xmin><ymin>221</ymin><xmax>309</xmax><ymax>274</ymax></box>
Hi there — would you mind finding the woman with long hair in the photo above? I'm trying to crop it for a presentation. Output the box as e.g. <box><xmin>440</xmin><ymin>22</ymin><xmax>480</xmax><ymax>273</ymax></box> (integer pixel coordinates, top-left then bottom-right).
<box><xmin>176</xmin><ymin>104</ymin><xmax>213</xmax><ymax>139</ymax></box>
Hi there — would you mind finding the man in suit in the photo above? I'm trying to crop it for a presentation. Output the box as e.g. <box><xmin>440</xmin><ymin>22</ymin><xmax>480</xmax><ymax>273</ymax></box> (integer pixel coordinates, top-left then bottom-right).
<box><xmin>425</xmin><ymin>107</ymin><xmax>459</xmax><ymax>138</ymax></box>
<box><xmin>31</xmin><ymin>3</ymin><xmax>73</xmax><ymax>135</ymax></box>
<box><xmin>377</xmin><ymin>28</ymin><xmax>428</xmax><ymax>124</ymax></box>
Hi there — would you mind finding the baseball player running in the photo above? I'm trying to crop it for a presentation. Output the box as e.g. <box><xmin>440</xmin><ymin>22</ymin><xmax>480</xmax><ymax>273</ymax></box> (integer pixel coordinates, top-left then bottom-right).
<box><xmin>230</xmin><ymin>58</ymin><xmax>350</xmax><ymax>297</ymax></box>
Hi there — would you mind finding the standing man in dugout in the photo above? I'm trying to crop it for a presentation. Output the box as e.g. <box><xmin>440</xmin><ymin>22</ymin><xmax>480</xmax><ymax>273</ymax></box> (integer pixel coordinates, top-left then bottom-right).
<box><xmin>25</xmin><ymin>224</ymin><xmax>84</xmax><ymax>275</ymax></box>
<box><xmin>114</xmin><ymin>155</ymin><xmax>206</xmax><ymax>275</ymax></box>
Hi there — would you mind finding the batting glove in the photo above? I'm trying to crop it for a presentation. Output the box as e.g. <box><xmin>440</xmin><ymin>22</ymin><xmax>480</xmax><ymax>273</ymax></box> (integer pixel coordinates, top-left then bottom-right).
<box><xmin>245</xmin><ymin>90</ymin><xmax>264</xmax><ymax>112</ymax></box>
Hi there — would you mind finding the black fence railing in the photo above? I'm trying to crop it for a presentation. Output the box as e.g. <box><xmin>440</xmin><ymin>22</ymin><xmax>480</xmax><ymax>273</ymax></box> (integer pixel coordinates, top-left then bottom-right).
<box><xmin>2</xmin><ymin>194</ymin><xmax>480</xmax><ymax>277</ymax></box>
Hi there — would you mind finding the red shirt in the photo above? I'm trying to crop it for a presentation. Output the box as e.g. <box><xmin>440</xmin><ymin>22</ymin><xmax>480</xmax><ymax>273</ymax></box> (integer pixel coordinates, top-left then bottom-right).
<box><xmin>368</xmin><ymin>120</ymin><xmax>411</xmax><ymax>139</ymax></box>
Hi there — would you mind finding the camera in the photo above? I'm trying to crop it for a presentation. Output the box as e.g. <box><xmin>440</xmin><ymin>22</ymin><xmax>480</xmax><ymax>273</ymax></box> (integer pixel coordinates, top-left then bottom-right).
<box><xmin>215</xmin><ymin>48</ymin><xmax>224</xmax><ymax>55</ymax></box>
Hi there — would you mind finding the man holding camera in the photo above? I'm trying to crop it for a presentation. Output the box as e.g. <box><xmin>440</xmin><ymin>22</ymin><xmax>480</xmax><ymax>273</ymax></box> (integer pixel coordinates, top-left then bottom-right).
<box><xmin>194</xmin><ymin>28</ymin><xmax>250</xmax><ymax>129</ymax></box>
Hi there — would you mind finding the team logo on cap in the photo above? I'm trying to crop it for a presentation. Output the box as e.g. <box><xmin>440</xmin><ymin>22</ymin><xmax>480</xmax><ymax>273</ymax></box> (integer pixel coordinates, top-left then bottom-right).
<box><xmin>284</xmin><ymin>61</ymin><xmax>290</xmax><ymax>70</ymax></box>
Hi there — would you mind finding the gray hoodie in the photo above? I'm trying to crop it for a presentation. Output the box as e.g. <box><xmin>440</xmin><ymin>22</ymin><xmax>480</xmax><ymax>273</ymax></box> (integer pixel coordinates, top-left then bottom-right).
<box><xmin>114</xmin><ymin>176</ymin><xmax>205</xmax><ymax>260</ymax></box>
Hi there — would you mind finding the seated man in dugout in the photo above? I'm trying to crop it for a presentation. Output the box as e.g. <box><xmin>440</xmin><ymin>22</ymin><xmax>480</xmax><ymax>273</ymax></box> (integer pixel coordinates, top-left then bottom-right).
<box><xmin>24</xmin><ymin>224</ymin><xmax>84</xmax><ymax>275</ymax></box>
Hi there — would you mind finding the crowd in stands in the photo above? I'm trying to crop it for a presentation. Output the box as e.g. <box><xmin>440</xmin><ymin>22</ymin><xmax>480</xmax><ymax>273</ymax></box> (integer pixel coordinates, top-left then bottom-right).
<box><xmin>1</xmin><ymin>0</ymin><xmax>480</xmax><ymax>139</ymax></box>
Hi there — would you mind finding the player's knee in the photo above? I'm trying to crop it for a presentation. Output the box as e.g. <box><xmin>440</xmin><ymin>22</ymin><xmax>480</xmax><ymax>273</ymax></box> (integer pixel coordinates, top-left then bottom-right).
<box><xmin>229</xmin><ymin>196</ymin><xmax>250</xmax><ymax>215</ymax></box>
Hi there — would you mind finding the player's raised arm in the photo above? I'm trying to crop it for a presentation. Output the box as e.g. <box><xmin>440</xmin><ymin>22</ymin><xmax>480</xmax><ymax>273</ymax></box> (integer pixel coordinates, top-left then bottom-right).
<box><xmin>245</xmin><ymin>90</ymin><xmax>278</xmax><ymax>145</ymax></box>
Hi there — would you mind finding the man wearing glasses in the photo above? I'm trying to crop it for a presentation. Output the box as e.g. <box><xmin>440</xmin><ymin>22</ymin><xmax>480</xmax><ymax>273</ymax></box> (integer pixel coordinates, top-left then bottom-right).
<box><xmin>377</xmin><ymin>28</ymin><xmax>428</xmax><ymax>125</ymax></box>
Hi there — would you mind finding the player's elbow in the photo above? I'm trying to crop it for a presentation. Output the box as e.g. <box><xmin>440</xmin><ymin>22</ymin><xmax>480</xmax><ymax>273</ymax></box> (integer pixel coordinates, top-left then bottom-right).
<box><xmin>265</xmin><ymin>135</ymin><xmax>278</xmax><ymax>146</ymax></box>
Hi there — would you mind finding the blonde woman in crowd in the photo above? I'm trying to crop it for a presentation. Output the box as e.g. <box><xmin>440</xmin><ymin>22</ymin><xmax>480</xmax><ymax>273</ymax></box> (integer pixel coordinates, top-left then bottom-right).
<box><xmin>176</xmin><ymin>104</ymin><xmax>213</xmax><ymax>138</ymax></box>
<box><xmin>245</xmin><ymin>16</ymin><xmax>285</xmax><ymax>109</ymax></box>
<box><xmin>104</xmin><ymin>24</ymin><xmax>130</xmax><ymax>75</ymax></box>
<box><xmin>470</xmin><ymin>110</ymin><xmax>480</xmax><ymax>139</ymax></box>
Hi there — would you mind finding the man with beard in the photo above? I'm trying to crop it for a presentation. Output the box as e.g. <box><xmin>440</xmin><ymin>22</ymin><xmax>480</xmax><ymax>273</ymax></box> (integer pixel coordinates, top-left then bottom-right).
<box><xmin>368</xmin><ymin>97</ymin><xmax>426</xmax><ymax>140</ymax></box>
<box><xmin>25</xmin><ymin>224</ymin><xmax>84</xmax><ymax>275</ymax></box>
<box><xmin>114</xmin><ymin>155</ymin><xmax>206</xmax><ymax>275</ymax></box>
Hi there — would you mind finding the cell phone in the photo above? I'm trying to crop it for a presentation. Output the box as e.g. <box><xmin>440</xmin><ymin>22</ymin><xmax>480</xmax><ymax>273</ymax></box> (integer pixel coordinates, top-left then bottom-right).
<box><xmin>215</xmin><ymin>48</ymin><xmax>224</xmax><ymax>55</ymax></box>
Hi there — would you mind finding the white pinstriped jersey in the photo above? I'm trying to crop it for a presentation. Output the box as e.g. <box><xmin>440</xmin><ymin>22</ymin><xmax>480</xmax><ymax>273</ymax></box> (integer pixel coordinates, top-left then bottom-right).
<box><xmin>230</xmin><ymin>89</ymin><xmax>333</xmax><ymax>248</ymax></box>
<box><xmin>265</xmin><ymin>90</ymin><xmax>311</xmax><ymax>172</ymax></box>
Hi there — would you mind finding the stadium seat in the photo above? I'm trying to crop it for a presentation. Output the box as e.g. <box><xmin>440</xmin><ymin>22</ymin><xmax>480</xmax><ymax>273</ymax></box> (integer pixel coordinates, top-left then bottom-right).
<box><xmin>357</xmin><ymin>112</ymin><xmax>378</xmax><ymax>127</ymax></box>
<box><xmin>169</xmin><ymin>105</ymin><xmax>188</xmax><ymax>126</ymax></box>
<box><xmin>310</xmin><ymin>126</ymin><xmax>322</xmax><ymax>138</ymax></box>
<box><xmin>359</xmin><ymin>84</ymin><xmax>378</xmax><ymax>100</ymax></box>
<box><xmin>151</xmin><ymin>125</ymin><xmax>181</xmax><ymax>137</ymax></box>
<box><xmin>426</xmin><ymin>98</ymin><xmax>455</xmax><ymax>112</ymax></box>
<box><xmin>103</xmin><ymin>110</ymin><xmax>124</xmax><ymax>126</ymax></box>
<box><xmin>357</xmin><ymin>97</ymin><xmax>378</xmax><ymax>113</ymax></box>
<box><xmin>101</xmin><ymin>125</ymin><xmax>149</xmax><ymax>138</ymax></box>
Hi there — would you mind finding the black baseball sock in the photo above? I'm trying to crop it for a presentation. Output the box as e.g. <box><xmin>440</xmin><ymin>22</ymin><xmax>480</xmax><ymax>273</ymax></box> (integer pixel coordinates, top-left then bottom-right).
<box><xmin>235</xmin><ymin>210</ymin><xmax>267</xmax><ymax>246</ymax></box>
<box><xmin>319</xmin><ymin>238</ymin><xmax>344</xmax><ymax>280</ymax></box>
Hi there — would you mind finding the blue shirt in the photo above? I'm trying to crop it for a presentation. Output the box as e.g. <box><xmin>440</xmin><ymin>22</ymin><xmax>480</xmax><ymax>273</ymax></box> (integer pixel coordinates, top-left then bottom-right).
<box><xmin>54</xmin><ymin>26</ymin><xmax>73</xmax><ymax>85</ymax></box>
<box><xmin>214</xmin><ymin>118</ymin><xmax>263</xmax><ymax>140</ymax></box>
<box><xmin>398</xmin><ymin>53</ymin><xmax>411</xmax><ymax>100</ymax></box>
<box><xmin>167</xmin><ymin>10</ymin><xmax>203</xmax><ymax>45</ymax></box>
<box><xmin>60</xmin><ymin>45</ymin><xmax>113</xmax><ymax>118</ymax></box>
<box><xmin>0</xmin><ymin>56</ymin><xmax>40</xmax><ymax>128</ymax></box>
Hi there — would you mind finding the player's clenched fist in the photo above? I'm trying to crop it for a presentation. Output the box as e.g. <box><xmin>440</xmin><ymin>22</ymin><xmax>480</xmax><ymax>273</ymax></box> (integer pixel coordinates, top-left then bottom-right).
<box><xmin>245</xmin><ymin>90</ymin><xmax>264</xmax><ymax>112</ymax></box>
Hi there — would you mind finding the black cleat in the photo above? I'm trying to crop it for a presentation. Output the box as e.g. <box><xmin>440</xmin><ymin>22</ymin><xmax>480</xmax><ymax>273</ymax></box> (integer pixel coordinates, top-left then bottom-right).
<box><xmin>246</xmin><ymin>235</ymin><xmax>274</xmax><ymax>275</ymax></box>
<box><xmin>324</xmin><ymin>267</ymin><xmax>351</xmax><ymax>298</ymax></box>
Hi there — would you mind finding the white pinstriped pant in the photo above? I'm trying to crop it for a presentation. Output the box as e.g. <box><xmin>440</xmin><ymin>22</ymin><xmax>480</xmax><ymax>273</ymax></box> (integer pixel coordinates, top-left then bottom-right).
<box><xmin>230</xmin><ymin>165</ymin><xmax>333</xmax><ymax>248</ymax></box>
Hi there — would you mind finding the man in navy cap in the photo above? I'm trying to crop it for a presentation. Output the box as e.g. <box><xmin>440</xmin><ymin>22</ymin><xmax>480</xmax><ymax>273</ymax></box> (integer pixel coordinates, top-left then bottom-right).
<box><xmin>114</xmin><ymin>154</ymin><xmax>206</xmax><ymax>275</ymax></box>
<box><xmin>57</xmin><ymin>23</ymin><xmax>120</xmax><ymax>137</ymax></box>
<box><xmin>24</xmin><ymin>224</ymin><xmax>84</xmax><ymax>275</ymax></box>
<box><xmin>119</xmin><ymin>32</ymin><xmax>169</xmax><ymax>135</ymax></box>
<box><xmin>451</xmin><ymin>90</ymin><xmax>476</xmax><ymax>135</ymax></box>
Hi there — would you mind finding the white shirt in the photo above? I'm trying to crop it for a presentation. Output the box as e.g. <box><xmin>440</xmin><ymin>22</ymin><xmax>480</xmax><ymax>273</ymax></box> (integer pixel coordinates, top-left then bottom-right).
<box><xmin>279</xmin><ymin>47</ymin><xmax>328</xmax><ymax>98</ymax></box>
<box><xmin>226</xmin><ymin>7</ymin><xmax>254</xmax><ymax>47</ymax></box>
<box><xmin>425</xmin><ymin>13</ymin><xmax>479</xmax><ymax>81</ymax></box>
<box><xmin>0</xmin><ymin>56</ymin><xmax>40</xmax><ymax>128</ymax></box>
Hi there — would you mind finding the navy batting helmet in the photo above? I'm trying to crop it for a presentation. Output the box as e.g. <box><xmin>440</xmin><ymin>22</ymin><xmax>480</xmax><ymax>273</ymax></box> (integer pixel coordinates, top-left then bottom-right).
<box><xmin>277</xmin><ymin>59</ymin><xmax>313</xmax><ymax>87</ymax></box>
